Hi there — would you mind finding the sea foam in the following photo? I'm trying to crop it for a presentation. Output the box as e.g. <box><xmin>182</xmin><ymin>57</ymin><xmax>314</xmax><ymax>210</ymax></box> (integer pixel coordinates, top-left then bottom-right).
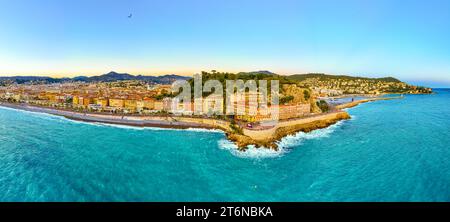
<box><xmin>0</xmin><ymin>106</ymin><xmax>68</xmax><ymax>122</ymax></box>
<box><xmin>218</xmin><ymin>120</ymin><xmax>348</xmax><ymax>159</ymax></box>
<box><xmin>0</xmin><ymin>106</ymin><xmax>224</xmax><ymax>133</ymax></box>
<box><xmin>67</xmin><ymin>120</ymin><xmax>225</xmax><ymax>134</ymax></box>
<box><xmin>276</xmin><ymin>120</ymin><xmax>345</xmax><ymax>148</ymax></box>
<box><xmin>218</xmin><ymin>139</ymin><xmax>287</xmax><ymax>159</ymax></box>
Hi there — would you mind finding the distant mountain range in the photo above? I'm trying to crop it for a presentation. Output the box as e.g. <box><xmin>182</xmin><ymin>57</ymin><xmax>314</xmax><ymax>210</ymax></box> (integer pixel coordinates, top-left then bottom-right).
<box><xmin>0</xmin><ymin>71</ymin><xmax>191</xmax><ymax>85</ymax></box>
<box><xmin>0</xmin><ymin>71</ymin><xmax>413</xmax><ymax>86</ymax></box>
<box><xmin>237</xmin><ymin>70</ymin><xmax>277</xmax><ymax>76</ymax></box>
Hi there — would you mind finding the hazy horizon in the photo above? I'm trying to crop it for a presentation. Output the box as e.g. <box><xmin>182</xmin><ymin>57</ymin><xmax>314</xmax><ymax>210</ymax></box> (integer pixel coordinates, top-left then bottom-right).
<box><xmin>1</xmin><ymin>0</ymin><xmax>449</xmax><ymax>87</ymax></box>
<box><xmin>1</xmin><ymin>70</ymin><xmax>449</xmax><ymax>88</ymax></box>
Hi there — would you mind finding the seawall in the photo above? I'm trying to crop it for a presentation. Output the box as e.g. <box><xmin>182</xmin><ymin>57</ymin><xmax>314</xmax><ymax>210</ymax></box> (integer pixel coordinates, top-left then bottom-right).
<box><xmin>228</xmin><ymin>111</ymin><xmax>351</xmax><ymax>150</ymax></box>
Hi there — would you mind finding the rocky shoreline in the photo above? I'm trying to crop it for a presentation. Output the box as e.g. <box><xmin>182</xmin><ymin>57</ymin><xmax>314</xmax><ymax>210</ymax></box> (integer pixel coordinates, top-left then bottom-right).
<box><xmin>228</xmin><ymin>112</ymin><xmax>351</xmax><ymax>150</ymax></box>
<box><xmin>0</xmin><ymin>102</ymin><xmax>224</xmax><ymax>130</ymax></box>
<box><xmin>0</xmin><ymin>100</ymin><xmax>384</xmax><ymax>151</ymax></box>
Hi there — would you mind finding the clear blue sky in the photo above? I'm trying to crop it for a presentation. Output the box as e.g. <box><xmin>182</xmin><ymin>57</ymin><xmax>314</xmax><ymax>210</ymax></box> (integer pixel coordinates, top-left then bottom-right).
<box><xmin>0</xmin><ymin>0</ymin><xmax>449</xmax><ymax>87</ymax></box>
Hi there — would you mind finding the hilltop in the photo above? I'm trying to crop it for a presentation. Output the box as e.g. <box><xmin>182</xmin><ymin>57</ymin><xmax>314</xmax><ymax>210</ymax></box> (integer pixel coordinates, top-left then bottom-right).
<box><xmin>287</xmin><ymin>73</ymin><xmax>401</xmax><ymax>83</ymax></box>
<box><xmin>287</xmin><ymin>73</ymin><xmax>431</xmax><ymax>95</ymax></box>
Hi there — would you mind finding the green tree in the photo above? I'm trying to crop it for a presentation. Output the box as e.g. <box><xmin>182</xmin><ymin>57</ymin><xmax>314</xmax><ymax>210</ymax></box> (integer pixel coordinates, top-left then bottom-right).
<box><xmin>303</xmin><ymin>90</ymin><xmax>311</xmax><ymax>100</ymax></box>
<box><xmin>316</xmin><ymin>100</ymin><xmax>329</xmax><ymax>113</ymax></box>
<box><xmin>280</xmin><ymin>95</ymin><xmax>294</xmax><ymax>104</ymax></box>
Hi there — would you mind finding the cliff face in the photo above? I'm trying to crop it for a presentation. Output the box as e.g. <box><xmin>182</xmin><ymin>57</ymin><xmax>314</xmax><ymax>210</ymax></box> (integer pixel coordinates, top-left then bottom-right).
<box><xmin>282</xmin><ymin>84</ymin><xmax>310</xmax><ymax>104</ymax></box>
<box><xmin>281</xmin><ymin>84</ymin><xmax>322</xmax><ymax>113</ymax></box>
<box><xmin>310</xmin><ymin>99</ymin><xmax>322</xmax><ymax>114</ymax></box>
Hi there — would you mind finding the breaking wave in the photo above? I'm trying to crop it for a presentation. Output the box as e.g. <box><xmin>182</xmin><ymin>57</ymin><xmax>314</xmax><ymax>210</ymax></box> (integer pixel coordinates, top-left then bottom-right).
<box><xmin>85</xmin><ymin>122</ymin><xmax>223</xmax><ymax>133</ymax></box>
<box><xmin>183</xmin><ymin>128</ymin><xmax>223</xmax><ymax>133</ymax></box>
<box><xmin>66</xmin><ymin>121</ymin><xmax>225</xmax><ymax>134</ymax></box>
<box><xmin>0</xmin><ymin>106</ymin><xmax>224</xmax><ymax>133</ymax></box>
<box><xmin>218</xmin><ymin>139</ymin><xmax>287</xmax><ymax>159</ymax></box>
<box><xmin>276</xmin><ymin>120</ymin><xmax>345</xmax><ymax>148</ymax></box>
<box><xmin>218</xmin><ymin>120</ymin><xmax>348</xmax><ymax>158</ymax></box>
<box><xmin>0</xmin><ymin>105</ymin><xmax>69</xmax><ymax>122</ymax></box>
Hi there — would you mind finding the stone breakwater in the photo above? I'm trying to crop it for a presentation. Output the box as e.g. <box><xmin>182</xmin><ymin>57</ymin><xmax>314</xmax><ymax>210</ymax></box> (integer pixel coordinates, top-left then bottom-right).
<box><xmin>335</xmin><ymin>96</ymin><xmax>402</xmax><ymax>109</ymax></box>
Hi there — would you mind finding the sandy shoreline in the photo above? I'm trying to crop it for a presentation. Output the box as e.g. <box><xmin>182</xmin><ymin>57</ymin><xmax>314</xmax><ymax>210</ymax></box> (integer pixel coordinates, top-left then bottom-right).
<box><xmin>0</xmin><ymin>102</ymin><xmax>220</xmax><ymax>130</ymax></box>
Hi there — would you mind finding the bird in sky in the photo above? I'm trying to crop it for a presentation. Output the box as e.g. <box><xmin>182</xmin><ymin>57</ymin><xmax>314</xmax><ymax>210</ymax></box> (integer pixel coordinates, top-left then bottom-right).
<box><xmin>128</xmin><ymin>13</ymin><xmax>132</xmax><ymax>18</ymax></box>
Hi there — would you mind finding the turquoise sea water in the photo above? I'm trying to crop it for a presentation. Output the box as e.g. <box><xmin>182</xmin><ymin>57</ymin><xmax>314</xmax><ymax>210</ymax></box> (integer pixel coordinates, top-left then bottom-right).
<box><xmin>0</xmin><ymin>89</ymin><xmax>449</xmax><ymax>202</ymax></box>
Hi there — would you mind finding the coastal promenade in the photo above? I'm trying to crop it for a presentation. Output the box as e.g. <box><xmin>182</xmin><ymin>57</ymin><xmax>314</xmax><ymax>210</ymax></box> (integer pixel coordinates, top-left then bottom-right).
<box><xmin>226</xmin><ymin>111</ymin><xmax>351</xmax><ymax>150</ymax></box>
<box><xmin>0</xmin><ymin>97</ymin><xmax>398</xmax><ymax>150</ymax></box>
<box><xmin>0</xmin><ymin>102</ymin><xmax>231</xmax><ymax>131</ymax></box>
<box><xmin>242</xmin><ymin>111</ymin><xmax>349</xmax><ymax>141</ymax></box>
